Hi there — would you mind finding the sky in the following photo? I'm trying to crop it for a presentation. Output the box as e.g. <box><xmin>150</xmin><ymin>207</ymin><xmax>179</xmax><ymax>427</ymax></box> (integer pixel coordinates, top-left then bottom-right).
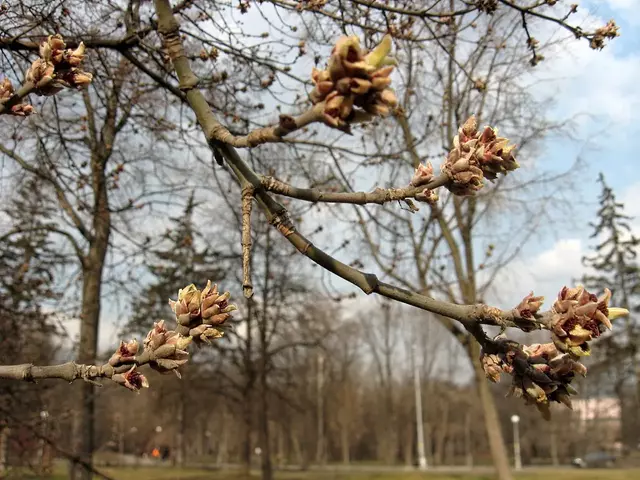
<box><xmin>50</xmin><ymin>1</ymin><xmax>640</xmax><ymax>355</ymax></box>
<box><xmin>482</xmin><ymin>0</ymin><xmax>640</xmax><ymax>311</ymax></box>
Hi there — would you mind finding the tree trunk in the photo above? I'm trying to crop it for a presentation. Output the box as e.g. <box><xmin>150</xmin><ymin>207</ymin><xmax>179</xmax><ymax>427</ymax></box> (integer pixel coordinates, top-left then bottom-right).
<box><xmin>258</xmin><ymin>343</ymin><xmax>273</xmax><ymax>480</ymax></box>
<box><xmin>175</xmin><ymin>379</ymin><xmax>186</xmax><ymax>466</ymax></box>
<box><xmin>315</xmin><ymin>353</ymin><xmax>325</xmax><ymax>465</ymax></box>
<box><xmin>216</xmin><ymin>410</ymin><xmax>228</xmax><ymax>466</ymax></box>
<box><xmin>382</xmin><ymin>306</ymin><xmax>396</xmax><ymax>464</ymax></box>
<box><xmin>291</xmin><ymin>428</ymin><xmax>305</xmax><ymax>469</ymax></box>
<box><xmin>550</xmin><ymin>423</ymin><xmax>559</xmax><ymax>466</ymax></box>
<box><xmin>470</xmin><ymin>343</ymin><xmax>513</xmax><ymax>480</ymax></box>
<box><xmin>402</xmin><ymin>420</ymin><xmax>414</xmax><ymax>467</ymax></box>
<box><xmin>69</xmin><ymin>255</ymin><xmax>107</xmax><ymax>480</ymax></box>
<box><xmin>276</xmin><ymin>422</ymin><xmax>285</xmax><ymax>469</ymax></box>
<box><xmin>340</xmin><ymin>421</ymin><xmax>350</xmax><ymax>465</ymax></box>
<box><xmin>68</xmin><ymin>106</ymin><xmax>112</xmax><ymax>478</ymax></box>
<box><xmin>242</xmin><ymin>298</ymin><xmax>254</xmax><ymax>474</ymax></box>
<box><xmin>465</xmin><ymin>410</ymin><xmax>473</xmax><ymax>468</ymax></box>
<box><xmin>434</xmin><ymin>398</ymin><xmax>450</xmax><ymax>465</ymax></box>
<box><xmin>0</xmin><ymin>426</ymin><xmax>9</xmax><ymax>477</ymax></box>
<box><xmin>259</xmin><ymin>231</ymin><xmax>273</xmax><ymax>480</ymax></box>
<box><xmin>425</xmin><ymin>422</ymin><xmax>432</xmax><ymax>464</ymax></box>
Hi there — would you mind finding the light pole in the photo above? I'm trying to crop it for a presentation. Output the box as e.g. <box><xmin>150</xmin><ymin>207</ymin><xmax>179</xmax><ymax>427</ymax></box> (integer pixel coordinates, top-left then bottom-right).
<box><xmin>39</xmin><ymin>411</ymin><xmax>50</xmax><ymax>472</ymax></box>
<box><xmin>413</xmin><ymin>343</ymin><xmax>428</xmax><ymax>470</ymax></box>
<box><xmin>154</xmin><ymin>426</ymin><xmax>163</xmax><ymax>460</ymax></box>
<box><xmin>204</xmin><ymin>430</ymin><xmax>212</xmax><ymax>456</ymax></box>
<box><xmin>511</xmin><ymin>415</ymin><xmax>522</xmax><ymax>471</ymax></box>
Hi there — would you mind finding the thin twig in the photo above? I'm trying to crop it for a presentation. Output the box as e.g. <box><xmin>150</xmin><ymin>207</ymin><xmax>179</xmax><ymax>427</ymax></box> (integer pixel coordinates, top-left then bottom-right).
<box><xmin>0</xmin><ymin>349</ymin><xmax>151</xmax><ymax>384</ymax></box>
<box><xmin>0</xmin><ymin>81</ymin><xmax>34</xmax><ymax>115</ymax></box>
<box><xmin>0</xmin><ymin>406</ymin><xmax>116</xmax><ymax>480</ymax></box>
<box><xmin>152</xmin><ymin>0</ymin><xmax>549</xmax><ymax>333</ymax></box>
<box><xmin>261</xmin><ymin>173</ymin><xmax>449</xmax><ymax>206</ymax></box>
<box><xmin>242</xmin><ymin>185</ymin><xmax>254</xmax><ymax>299</ymax></box>
<box><xmin>207</xmin><ymin>104</ymin><xmax>325</xmax><ymax>148</ymax></box>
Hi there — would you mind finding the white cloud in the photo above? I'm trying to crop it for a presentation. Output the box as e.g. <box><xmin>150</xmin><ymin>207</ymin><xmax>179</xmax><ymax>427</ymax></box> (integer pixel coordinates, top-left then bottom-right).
<box><xmin>485</xmin><ymin>179</ymin><xmax>640</xmax><ymax>311</ymax></box>
<box><xmin>575</xmin><ymin>1</ymin><xmax>640</xmax><ymax>26</ymax></box>
<box><xmin>602</xmin><ymin>0</ymin><xmax>640</xmax><ymax>24</ymax></box>
<box><xmin>483</xmin><ymin>238</ymin><xmax>586</xmax><ymax>309</ymax></box>
<box><xmin>54</xmin><ymin>312</ymin><xmax>122</xmax><ymax>354</ymax></box>
<box><xmin>515</xmin><ymin>4</ymin><xmax>639</xmax><ymax>129</ymax></box>
<box><xmin>619</xmin><ymin>181</ymin><xmax>640</xmax><ymax>219</ymax></box>
<box><xmin>606</xmin><ymin>0</ymin><xmax>635</xmax><ymax>6</ymax></box>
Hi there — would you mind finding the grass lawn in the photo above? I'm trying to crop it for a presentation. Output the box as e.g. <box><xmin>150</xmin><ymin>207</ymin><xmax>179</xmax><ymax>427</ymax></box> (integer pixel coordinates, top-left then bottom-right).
<box><xmin>35</xmin><ymin>466</ymin><xmax>640</xmax><ymax>480</ymax></box>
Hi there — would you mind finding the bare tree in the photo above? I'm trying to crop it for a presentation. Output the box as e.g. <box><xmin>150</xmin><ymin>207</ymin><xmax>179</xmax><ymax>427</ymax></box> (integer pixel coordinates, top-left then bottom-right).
<box><xmin>0</xmin><ymin>2</ymin><xmax>626</xmax><ymax>478</ymax></box>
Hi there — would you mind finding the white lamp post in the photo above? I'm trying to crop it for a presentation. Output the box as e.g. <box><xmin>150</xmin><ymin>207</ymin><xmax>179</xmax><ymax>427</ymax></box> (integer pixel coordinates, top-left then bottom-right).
<box><xmin>412</xmin><ymin>343</ymin><xmax>428</xmax><ymax>470</ymax></box>
<box><xmin>39</xmin><ymin>411</ymin><xmax>49</xmax><ymax>469</ymax></box>
<box><xmin>205</xmin><ymin>430</ymin><xmax>212</xmax><ymax>456</ymax></box>
<box><xmin>511</xmin><ymin>415</ymin><xmax>522</xmax><ymax>471</ymax></box>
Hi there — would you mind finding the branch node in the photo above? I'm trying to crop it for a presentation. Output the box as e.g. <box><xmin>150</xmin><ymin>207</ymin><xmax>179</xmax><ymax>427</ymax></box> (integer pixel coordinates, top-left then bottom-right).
<box><xmin>21</xmin><ymin>364</ymin><xmax>35</xmax><ymax>382</ymax></box>
<box><xmin>362</xmin><ymin>273</ymin><xmax>380</xmax><ymax>295</ymax></box>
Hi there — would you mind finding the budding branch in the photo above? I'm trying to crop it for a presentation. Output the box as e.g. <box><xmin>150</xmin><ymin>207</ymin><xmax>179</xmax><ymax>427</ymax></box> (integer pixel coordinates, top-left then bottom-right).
<box><xmin>153</xmin><ymin>0</ymin><xmax>549</xmax><ymax>335</ymax></box>
<box><xmin>261</xmin><ymin>173</ymin><xmax>449</xmax><ymax>205</ymax></box>
<box><xmin>1</xmin><ymin>349</ymin><xmax>152</xmax><ymax>385</ymax></box>
<box><xmin>0</xmin><ymin>81</ymin><xmax>35</xmax><ymax>115</ymax></box>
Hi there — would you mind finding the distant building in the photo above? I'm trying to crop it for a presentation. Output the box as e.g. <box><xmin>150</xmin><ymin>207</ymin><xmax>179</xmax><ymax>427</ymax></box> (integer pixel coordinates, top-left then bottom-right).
<box><xmin>572</xmin><ymin>397</ymin><xmax>621</xmax><ymax>421</ymax></box>
<box><xmin>572</xmin><ymin>397</ymin><xmax>622</xmax><ymax>451</ymax></box>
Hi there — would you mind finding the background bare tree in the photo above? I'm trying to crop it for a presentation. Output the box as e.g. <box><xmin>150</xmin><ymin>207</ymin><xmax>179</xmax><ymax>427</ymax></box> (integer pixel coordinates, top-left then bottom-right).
<box><xmin>0</xmin><ymin>2</ymin><xmax>625</xmax><ymax>479</ymax></box>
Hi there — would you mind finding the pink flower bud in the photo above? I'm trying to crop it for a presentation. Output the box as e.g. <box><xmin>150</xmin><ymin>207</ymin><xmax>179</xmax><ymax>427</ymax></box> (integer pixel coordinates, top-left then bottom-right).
<box><xmin>410</xmin><ymin>162</ymin><xmax>434</xmax><ymax>187</ymax></box>
<box><xmin>113</xmin><ymin>366</ymin><xmax>149</xmax><ymax>393</ymax></box>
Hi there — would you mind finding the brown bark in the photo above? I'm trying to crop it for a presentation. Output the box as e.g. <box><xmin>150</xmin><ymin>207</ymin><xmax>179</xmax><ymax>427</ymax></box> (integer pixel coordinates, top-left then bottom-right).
<box><xmin>258</xmin><ymin>346</ymin><xmax>273</xmax><ymax>480</ymax></box>
<box><xmin>0</xmin><ymin>426</ymin><xmax>9</xmax><ymax>477</ymax></box>
<box><xmin>276</xmin><ymin>423</ymin><xmax>284</xmax><ymax>469</ymax></box>
<box><xmin>434</xmin><ymin>396</ymin><xmax>450</xmax><ymax>465</ymax></box>
<box><xmin>340</xmin><ymin>422</ymin><xmax>350</xmax><ymax>465</ymax></box>
<box><xmin>69</xmin><ymin>80</ymin><xmax>115</xmax><ymax>478</ymax></box>
<box><xmin>550</xmin><ymin>423</ymin><xmax>559</xmax><ymax>466</ymax></box>
<box><xmin>69</xmin><ymin>253</ymin><xmax>107</xmax><ymax>480</ymax></box>
<box><xmin>258</xmin><ymin>230</ymin><xmax>273</xmax><ymax>480</ymax></box>
<box><xmin>243</xmin><ymin>298</ymin><xmax>254</xmax><ymax>474</ymax></box>
<box><xmin>215</xmin><ymin>410</ymin><xmax>228</xmax><ymax>465</ymax></box>
<box><xmin>470</xmin><ymin>341</ymin><xmax>513</xmax><ymax>480</ymax></box>
<box><xmin>402</xmin><ymin>416</ymin><xmax>414</xmax><ymax>467</ymax></box>
<box><xmin>175</xmin><ymin>378</ymin><xmax>186</xmax><ymax>466</ymax></box>
<box><xmin>465</xmin><ymin>410</ymin><xmax>473</xmax><ymax>468</ymax></box>
<box><xmin>315</xmin><ymin>353</ymin><xmax>325</xmax><ymax>465</ymax></box>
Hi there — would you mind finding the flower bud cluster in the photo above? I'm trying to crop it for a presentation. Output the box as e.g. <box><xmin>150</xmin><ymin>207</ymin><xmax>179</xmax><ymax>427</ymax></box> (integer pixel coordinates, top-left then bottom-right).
<box><xmin>550</xmin><ymin>285</ymin><xmax>628</xmax><ymax>357</ymax></box>
<box><xmin>310</xmin><ymin>35</ymin><xmax>398</xmax><ymax>129</ymax></box>
<box><xmin>168</xmin><ymin>280</ymin><xmax>237</xmax><ymax>345</ymax></box>
<box><xmin>590</xmin><ymin>20</ymin><xmax>620</xmax><ymax>50</ymax></box>
<box><xmin>0</xmin><ymin>78</ymin><xmax>34</xmax><ymax>116</ymax></box>
<box><xmin>25</xmin><ymin>34</ymin><xmax>92</xmax><ymax>96</ymax></box>
<box><xmin>441</xmin><ymin>116</ymin><xmax>518</xmax><ymax>196</ymax></box>
<box><xmin>480</xmin><ymin>285</ymin><xmax>628</xmax><ymax>418</ymax></box>
<box><xmin>481</xmin><ymin>339</ymin><xmax>586</xmax><ymax>420</ymax></box>
<box><xmin>409</xmin><ymin>161</ymin><xmax>438</xmax><ymax>205</ymax></box>
<box><xmin>108</xmin><ymin>281</ymin><xmax>235</xmax><ymax>392</ymax></box>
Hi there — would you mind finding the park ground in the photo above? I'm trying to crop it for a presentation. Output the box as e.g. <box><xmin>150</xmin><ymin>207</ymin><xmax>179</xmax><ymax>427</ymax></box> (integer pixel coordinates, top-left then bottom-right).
<box><xmin>36</xmin><ymin>465</ymin><xmax>640</xmax><ymax>480</ymax></box>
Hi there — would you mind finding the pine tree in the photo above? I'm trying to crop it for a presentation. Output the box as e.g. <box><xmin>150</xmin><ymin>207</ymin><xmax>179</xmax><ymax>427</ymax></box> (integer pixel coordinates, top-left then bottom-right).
<box><xmin>582</xmin><ymin>173</ymin><xmax>640</xmax><ymax>341</ymax></box>
<box><xmin>0</xmin><ymin>178</ymin><xmax>61</xmax><ymax>469</ymax></box>
<box><xmin>120</xmin><ymin>192</ymin><xmax>230</xmax><ymax>465</ymax></box>
<box><xmin>0</xmin><ymin>177</ymin><xmax>61</xmax><ymax>363</ymax></box>
<box><xmin>581</xmin><ymin>173</ymin><xmax>640</xmax><ymax>447</ymax></box>
<box><xmin>123</xmin><ymin>192</ymin><xmax>228</xmax><ymax>337</ymax></box>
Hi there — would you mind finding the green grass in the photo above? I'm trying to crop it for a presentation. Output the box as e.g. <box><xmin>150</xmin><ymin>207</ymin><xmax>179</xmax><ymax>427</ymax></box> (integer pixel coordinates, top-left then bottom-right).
<box><xmin>33</xmin><ymin>466</ymin><xmax>640</xmax><ymax>480</ymax></box>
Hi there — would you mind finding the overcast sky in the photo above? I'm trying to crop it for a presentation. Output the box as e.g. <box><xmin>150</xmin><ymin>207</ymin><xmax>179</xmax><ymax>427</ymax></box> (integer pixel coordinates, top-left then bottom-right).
<box><xmin>482</xmin><ymin>0</ymin><xmax>640</xmax><ymax>310</ymax></box>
